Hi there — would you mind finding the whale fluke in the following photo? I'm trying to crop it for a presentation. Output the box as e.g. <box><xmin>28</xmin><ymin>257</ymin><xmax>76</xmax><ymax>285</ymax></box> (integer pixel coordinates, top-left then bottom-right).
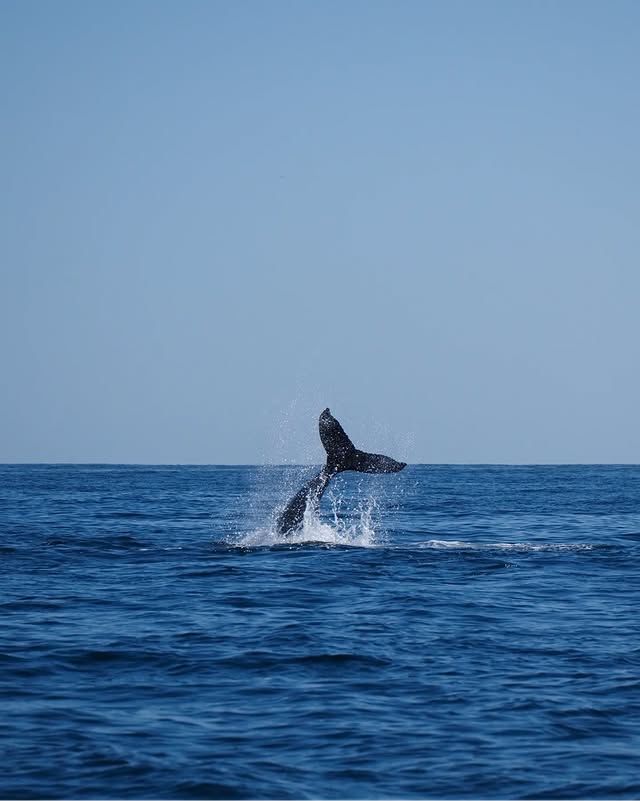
<box><xmin>276</xmin><ymin>408</ymin><xmax>406</xmax><ymax>535</ymax></box>
<box><xmin>319</xmin><ymin>408</ymin><xmax>406</xmax><ymax>474</ymax></box>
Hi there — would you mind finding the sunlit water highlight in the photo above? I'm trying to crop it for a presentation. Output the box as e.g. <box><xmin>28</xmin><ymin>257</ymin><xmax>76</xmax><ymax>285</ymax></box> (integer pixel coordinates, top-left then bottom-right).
<box><xmin>1</xmin><ymin>464</ymin><xmax>640</xmax><ymax>799</ymax></box>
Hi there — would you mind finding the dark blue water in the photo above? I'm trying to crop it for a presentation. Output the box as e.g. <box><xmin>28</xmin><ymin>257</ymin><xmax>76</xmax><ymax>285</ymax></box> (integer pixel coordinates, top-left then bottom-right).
<box><xmin>1</xmin><ymin>464</ymin><xmax>639</xmax><ymax>799</ymax></box>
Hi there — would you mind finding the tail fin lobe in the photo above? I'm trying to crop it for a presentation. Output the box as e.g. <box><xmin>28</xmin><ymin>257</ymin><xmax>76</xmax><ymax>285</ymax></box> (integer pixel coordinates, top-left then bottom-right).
<box><xmin>319</xmin><ymin>408</ymin><xmax>355</xmax><ymax>473</ymax></box>
<box><xmin>350</xmin><ymin>449</ymin><xmax>407</xmax><ymax>473</ymax></box>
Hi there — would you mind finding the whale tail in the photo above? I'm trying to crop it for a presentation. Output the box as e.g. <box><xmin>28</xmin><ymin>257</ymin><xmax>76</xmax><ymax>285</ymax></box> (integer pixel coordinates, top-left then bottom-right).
<box><xmin>275</xmin><ymin>408</ymin><xmax>406</xmax><ymax>535</ymax></box>
<box><xmin>319</xmin><ymin>408</ymin><xmax>406</xmax><ymax>475</ymax></box>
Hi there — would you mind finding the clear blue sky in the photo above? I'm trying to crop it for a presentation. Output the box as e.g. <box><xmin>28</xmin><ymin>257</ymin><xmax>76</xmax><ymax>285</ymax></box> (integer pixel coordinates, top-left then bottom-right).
<box><xmin>1</xmin><ymin>0</ymin><xmax>638</xmax><ymax>463</ymax></box>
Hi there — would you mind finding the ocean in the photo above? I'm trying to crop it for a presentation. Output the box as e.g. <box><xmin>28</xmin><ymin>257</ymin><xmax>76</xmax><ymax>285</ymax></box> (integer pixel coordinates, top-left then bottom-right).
<box><xmin>1</xmin><ymin>464</ymin><xmax>639</xmax><ymax>799</ymax></box>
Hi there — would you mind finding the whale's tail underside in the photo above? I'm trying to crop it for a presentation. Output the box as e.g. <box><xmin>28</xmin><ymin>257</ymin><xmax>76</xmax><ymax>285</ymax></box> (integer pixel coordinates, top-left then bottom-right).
<box><xmin>319</xmin><ymin>408</ymin><xmax>406</xmax><ymax>475</ymax></box>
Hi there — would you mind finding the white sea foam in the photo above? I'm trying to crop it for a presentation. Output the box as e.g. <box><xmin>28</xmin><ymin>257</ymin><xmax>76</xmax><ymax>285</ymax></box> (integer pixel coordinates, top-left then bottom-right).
<box><xmin>417</xmin><ymin>539</ymin><xmax>595</xmax><ymax>552</ymax></box>
<box><xmin>234</xmin><ymin>497</ymin><xmax>381</xmax><ymax>548</ymax></box>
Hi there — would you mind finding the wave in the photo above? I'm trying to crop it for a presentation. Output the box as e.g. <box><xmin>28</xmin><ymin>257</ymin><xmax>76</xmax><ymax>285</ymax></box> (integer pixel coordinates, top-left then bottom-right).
<box><xmin>43</xmin><ymin>534</ymin><xmax>147</xmax><ymax>550</ymax></box>
<box><xmin>416</xmin><ymin>539</ymin><xmax>598</xmax><ymax>552</ymax></box>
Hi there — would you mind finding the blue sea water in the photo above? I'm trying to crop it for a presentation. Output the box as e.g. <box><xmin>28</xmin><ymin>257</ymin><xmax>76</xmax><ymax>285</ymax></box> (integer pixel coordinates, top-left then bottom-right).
<box><xmin>1</xmin><ymin>464</ymin><xmax>639</xmax><ymax>800</ymax></box>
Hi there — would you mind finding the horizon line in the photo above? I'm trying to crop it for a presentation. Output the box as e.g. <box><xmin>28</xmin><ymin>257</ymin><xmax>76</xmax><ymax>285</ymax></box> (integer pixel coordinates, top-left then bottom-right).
<box><xmin>1</xmin><ymin>461</ymin><xmax>639</xmax><ymax>468</ymax></box>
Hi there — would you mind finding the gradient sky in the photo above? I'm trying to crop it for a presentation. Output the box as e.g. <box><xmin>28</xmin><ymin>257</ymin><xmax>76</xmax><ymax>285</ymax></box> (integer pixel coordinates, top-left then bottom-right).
<box><xmin>1</xmin><ymin>0</ymin><xmax>639</xmax><ymax>463</ymax></box>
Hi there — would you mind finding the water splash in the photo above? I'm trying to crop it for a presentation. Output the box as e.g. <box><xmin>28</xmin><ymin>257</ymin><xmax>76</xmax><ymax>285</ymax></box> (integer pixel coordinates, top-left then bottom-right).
<box><xmin>234</xmin><ymin>495</ymin><xmax>382</xmax><ymax>548</ymax></box>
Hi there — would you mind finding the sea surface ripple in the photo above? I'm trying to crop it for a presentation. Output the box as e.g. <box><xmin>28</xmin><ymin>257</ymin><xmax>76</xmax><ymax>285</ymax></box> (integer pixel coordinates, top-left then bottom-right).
<box><xmin>1</xmin><ymin>464</ymin><xmax>639</xmax><ymax>799</ymax></box>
